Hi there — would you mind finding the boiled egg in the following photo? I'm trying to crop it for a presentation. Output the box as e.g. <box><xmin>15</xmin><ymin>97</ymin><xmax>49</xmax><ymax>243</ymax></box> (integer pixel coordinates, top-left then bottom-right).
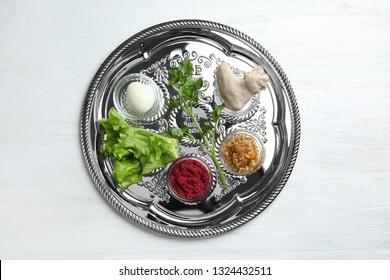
<box><xmin>125</xmin><ymin>82</ymin><xmax>156</xmax><ymax>115</ymax></box>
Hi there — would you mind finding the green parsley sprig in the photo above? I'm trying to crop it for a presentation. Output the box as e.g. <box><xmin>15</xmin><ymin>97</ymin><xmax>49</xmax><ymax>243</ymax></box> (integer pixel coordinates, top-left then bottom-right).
<box><xmin>164</xmin><ymin>58</ymin><xmax>227</xmax><ymax>185</ymax></box>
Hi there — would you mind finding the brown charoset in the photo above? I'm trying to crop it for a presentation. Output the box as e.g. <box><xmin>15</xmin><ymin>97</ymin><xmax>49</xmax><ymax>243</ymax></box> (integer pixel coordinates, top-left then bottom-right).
<box><xmin>222</xmin><ymin>134</ymin><xmax>261</xmax><ymax>174</ymax></box>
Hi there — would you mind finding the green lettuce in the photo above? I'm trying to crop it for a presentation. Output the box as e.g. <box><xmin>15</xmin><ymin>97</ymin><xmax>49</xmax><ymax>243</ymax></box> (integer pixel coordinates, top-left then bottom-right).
<box><xmin>99</xmin><ymin>108</ymin><xmax>179</xmax><ymax>191</ymax></box>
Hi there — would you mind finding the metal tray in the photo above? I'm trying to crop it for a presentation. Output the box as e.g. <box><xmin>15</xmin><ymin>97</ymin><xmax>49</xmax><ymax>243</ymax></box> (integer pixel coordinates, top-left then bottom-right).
<box><xmin>80</xmin><ymin>20</ymin><xmax>300</xmax><ymax>237</ymax></box>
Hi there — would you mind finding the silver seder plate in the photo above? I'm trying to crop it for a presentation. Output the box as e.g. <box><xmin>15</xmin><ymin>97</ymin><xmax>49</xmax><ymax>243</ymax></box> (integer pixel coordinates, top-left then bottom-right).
<box><xmin>80</xmin><ymin>20</ymin><xmax>301</xmax><ymax>237</ymax></box>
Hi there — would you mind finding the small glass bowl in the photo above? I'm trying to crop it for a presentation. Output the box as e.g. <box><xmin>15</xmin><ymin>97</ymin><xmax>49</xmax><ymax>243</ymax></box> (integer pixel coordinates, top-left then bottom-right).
<box><xmin>214</xmin><ymin>69</ymin><xmax>260</xmax><ymax>123</ymax></box>
<box><xmin>219</xmin><ymin>129</ymin><xmax>266</xmax><ymax>176</ymax></box>
<box><xmin>113</xmin><ymin>73</ymin><xmax>162</xmax><ymax>123</ymax></box>
<box><xmin>166</xmin><ymin>156</ymin><xmax>213</xmax><ymax>204</ymax></box>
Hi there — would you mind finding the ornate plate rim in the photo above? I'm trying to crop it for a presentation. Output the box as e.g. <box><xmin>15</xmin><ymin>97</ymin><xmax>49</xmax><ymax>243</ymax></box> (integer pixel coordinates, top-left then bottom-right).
<box><xmin>80</xmin><ymin>19</ymin><xmax>301</xmax><ymax>238</ymax></box>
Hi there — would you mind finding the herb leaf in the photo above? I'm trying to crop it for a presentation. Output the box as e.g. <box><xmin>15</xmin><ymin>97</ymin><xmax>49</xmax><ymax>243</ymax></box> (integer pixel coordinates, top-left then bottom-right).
<box><xmin>202</xmin><ymin>121</ymin><xmax>214</xmax><ymax>137</ymax></box>
<box><xmin>211</xmin><ymin>104</ymin><xmax>225</xmax><ymax>122</ymax></box>
<box><xmin>160</xmin><ymin>126</ymin><xmax>189</xmax><ymax>140</ymax></box>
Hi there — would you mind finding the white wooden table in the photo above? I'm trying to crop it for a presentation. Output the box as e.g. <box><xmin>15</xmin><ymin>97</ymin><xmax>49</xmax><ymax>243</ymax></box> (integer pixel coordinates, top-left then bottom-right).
<box><xmin>1</xmin><ymin>0</ymin><xmax>389</xmax><ymax>259</ymax></box>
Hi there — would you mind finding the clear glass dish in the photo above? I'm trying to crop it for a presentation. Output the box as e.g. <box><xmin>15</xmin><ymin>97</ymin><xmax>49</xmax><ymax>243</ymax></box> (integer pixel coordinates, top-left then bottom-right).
<box><xmin>113</xmin><ymin>73</ymin><xmax>162</xmax><ymax>123</ymax></box>
<box><xmin>219</xmin><ymin>129</ymin><xmax>266</xmax><ymax>176</ymax></box>
<box><xmin>166</xmin><ymin>156</ymin><xmax>213</xmax><ymax>205</ymax></box>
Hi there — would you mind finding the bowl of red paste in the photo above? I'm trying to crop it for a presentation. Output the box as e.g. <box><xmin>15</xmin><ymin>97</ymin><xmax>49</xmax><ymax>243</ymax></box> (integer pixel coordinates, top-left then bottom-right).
<box><xmin>166</xmin><ymin>156</ymin><xmax>213</xmax><ymax>204</ymax></box>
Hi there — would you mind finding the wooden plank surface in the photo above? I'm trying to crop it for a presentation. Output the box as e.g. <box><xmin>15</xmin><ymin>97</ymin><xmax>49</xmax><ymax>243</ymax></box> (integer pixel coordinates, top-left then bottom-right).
<box><xmin>0</xmin><ymin>0</ymin><xmax>389</xmax><ymax>259</ymax></box>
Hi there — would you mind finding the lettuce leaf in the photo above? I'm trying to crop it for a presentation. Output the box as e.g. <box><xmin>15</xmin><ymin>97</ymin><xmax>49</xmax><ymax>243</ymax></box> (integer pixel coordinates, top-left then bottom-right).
<box><xmin>99</xmin><ymin>108</ymin><xmax>179</xmax><ymax>190</ymax></box>
<box><xmin>113</xmin><ymin>159</ymin><xmax>142</xmax><ymax>192</ymax></box>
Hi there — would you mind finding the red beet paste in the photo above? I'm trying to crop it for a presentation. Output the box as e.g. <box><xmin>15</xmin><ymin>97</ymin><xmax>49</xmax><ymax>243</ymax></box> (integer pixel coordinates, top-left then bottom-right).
<box><xmin>169</xmin><ymin>159</ymin><xmax>210</xmax><ymax>201</ymax></box>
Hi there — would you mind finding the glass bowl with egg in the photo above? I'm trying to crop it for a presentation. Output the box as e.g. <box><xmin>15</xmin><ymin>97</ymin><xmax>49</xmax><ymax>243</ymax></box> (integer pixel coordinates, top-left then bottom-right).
<box><xmin>219</xmin><ymin>129</ymin><xmax>266</xmax><ymax>176</ymax></box>
<box><xmin>113</xmin><ymin>73</ymin><xmax>163</xmax><ymax>123</ymax></box>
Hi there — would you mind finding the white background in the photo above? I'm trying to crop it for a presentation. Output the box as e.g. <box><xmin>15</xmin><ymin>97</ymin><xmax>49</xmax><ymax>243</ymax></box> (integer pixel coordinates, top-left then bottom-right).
<box><xmin>0</xmin><ymin>0</ymin><xmax>389</xmax><ymax>259</ymax></box>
